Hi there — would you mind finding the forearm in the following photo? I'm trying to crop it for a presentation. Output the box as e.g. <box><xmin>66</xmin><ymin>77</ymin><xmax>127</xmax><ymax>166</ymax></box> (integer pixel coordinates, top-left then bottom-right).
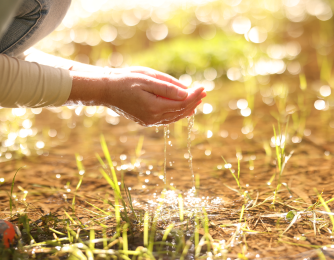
<box><xmin>0</xmin><ymin>54</ymin><xmax>72</xmax><ymax>108</ymax></box>
<box><xmin>65</xmin><ymin>71</ymin><xmax>109</xmax><ymax>106</ymax></box>
<box><xmin>0</xmin><ymin>53</ymin><xmax>112</xmax><ymax>108</ymax></box>
<box><xmin>23</xmin><ymin>48</ymin><xmax>108</xmax><ymax>74</ymax></box>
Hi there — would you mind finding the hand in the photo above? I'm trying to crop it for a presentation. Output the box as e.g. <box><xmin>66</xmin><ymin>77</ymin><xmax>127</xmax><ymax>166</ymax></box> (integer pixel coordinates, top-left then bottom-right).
<box><xmin>111</xmin><ymin>66</ymin><xmax>186</xmax><ymax>90</ymax></box>
<box><xmin>102</xmin><ymin>72</ymin><xmax>206</xmax><ymax>126</ymax></box>
<box><xmin>68</xmin><ymin>69</ymin><xmax>206</xmax><ymax>126</ymax></box>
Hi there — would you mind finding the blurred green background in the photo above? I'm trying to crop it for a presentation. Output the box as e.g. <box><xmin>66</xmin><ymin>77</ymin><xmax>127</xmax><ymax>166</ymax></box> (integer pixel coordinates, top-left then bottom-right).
<box><xmin>1</xmin><ymin>0</ymin><xmax>334</xmax><ymax>164</ymax></box>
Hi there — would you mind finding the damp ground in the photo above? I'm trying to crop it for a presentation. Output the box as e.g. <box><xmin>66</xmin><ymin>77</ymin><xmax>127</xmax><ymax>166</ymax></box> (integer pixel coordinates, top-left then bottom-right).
<box><xmin>1</xmin><ymin>95</ymin><xmax>334</xmax><ymax>259</ymax></box>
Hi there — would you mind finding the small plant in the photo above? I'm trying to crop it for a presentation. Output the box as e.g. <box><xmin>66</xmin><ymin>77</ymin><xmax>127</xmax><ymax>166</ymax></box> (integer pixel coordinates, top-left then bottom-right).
<box><xmin>98</xmin><ymin>135</ymin><xmax>138</xmax><ymax>227</ymax></box>
<box><xmin>269</xmin><ymin>119</ymin><xmax>294</xmax><ymax>205</ymax></box>
<box><xmin>221</xmin><ymin>156</ymin><xmax>242</xmax><ymax>193</ymax></box>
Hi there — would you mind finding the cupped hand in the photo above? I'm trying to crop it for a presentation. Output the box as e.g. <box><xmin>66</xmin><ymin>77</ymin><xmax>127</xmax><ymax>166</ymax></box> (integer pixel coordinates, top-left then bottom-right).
<box><xmin>111</xmin><ymin>66</ymin><xmax>187</xmax><ymax>90</ymax></box>
<box><xmin>103</xmin><ymin>72</ymin><xmax>206</xmax><ymax>126</ymax></box>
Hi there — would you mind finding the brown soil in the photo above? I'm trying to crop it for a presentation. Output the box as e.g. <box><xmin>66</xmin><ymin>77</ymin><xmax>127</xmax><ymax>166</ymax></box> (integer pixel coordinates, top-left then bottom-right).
<box><xmin>1</xmin><ymin>99</ymin><xmax>334</xmax><ymax>259</ymax></box>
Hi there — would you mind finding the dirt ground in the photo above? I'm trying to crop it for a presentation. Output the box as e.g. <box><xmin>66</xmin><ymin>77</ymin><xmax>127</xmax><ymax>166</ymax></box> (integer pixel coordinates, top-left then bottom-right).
<box><xmin>1</xmin><ymin>97</ymin><xmax>334</xmax><ymax>259</ymax></box>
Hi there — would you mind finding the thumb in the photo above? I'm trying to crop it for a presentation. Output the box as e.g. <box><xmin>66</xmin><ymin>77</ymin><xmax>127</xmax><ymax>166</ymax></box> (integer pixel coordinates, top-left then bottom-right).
<box><xmin>144</xmin><ymin>77</ymin><xmax>188</xmax><ymax>101</ymax></box>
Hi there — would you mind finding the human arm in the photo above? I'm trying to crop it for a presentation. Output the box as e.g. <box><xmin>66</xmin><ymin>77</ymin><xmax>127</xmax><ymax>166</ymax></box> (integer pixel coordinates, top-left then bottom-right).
<box><xmin>67</xmin><ymin>71</ymin><xmax>205</xmax><ymax>126</ymax></box>
<box><xmin>0</xmin><ymin>54</ymin><xmax>71</xmax><ymax>108</ymax></box>
<box><xmin>22</xmin><ymin>48</ymin><xmax>206</xmax><ymax>125</ymax></box>
<box><xmin>0</xmin><ymin>53</ymin><xmax>205</xmax><ymax>125</ymax></box>
<box><xmin>23</xmin><ymin>49</ymin><xmax>187</xmax><ymax>90</ymax></box>
<box><xmin>23</xmin><ymin>48</ymin><xmax>103</xmax><ymax>73</ymax></box>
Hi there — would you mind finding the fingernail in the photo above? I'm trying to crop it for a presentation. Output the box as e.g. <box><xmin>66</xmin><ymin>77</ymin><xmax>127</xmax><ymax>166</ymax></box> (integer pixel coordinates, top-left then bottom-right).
<box><xmin>177</xmin><ymin>89</ymin><xmax>188</xmax><ymax>99</ymax></box>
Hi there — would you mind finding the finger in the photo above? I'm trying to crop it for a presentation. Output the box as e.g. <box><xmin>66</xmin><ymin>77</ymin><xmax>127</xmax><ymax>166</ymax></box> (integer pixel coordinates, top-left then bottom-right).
<box><xmin>151</xmin><ymin>71</ymin><xmax>188</xmax><ymax>90</ymax></box>
<box><xmin>141</xmin><ymin>75</ymin><xmax>191</xmax><ymax>101</ymax></box>
<box><xmin>162</xmin><ymin>95</ymin><xmax>201</xmax><ymax>117</ymax></box>
<box><xmin>158</xmin><ymin>101</ymin><xmax>202</xmax><ymax>124</ymax></box>
<box><xmin>163</xmin><ymin>101</ymin><xmax>200</xmax><ymax>121</ymax></box>
<box><xmin>160</xmin><ymin>100</ymin><xmax>201</xmax><ymax>123</ymax></box>
<box><xmin>188</xmin><ymin>110</ymin><xmax>195</xmax><ymax>117</ymax></box>
<box><xmin>128</xmin><ymin>67</ymin><xmax>188</xmax><ymax>89</ymax></box>
<box><xmin>151</xmin><ymin>86</ymin><xmax>206</xmax><ymax>113</ymax></box>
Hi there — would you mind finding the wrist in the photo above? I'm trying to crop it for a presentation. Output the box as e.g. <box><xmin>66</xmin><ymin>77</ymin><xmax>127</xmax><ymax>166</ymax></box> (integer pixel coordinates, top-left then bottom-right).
<box><xmin>65</xmin><ymin>71</ymin><xmax>111</xmax><ymax>106</ymax></box>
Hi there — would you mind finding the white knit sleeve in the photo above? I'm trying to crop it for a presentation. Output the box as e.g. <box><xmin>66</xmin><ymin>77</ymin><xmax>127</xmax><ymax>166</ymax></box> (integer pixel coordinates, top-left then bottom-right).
<box><xmin>0</xmin><ymin>54</ymin><xmax>72</xmax><ymax>108</ymax></box>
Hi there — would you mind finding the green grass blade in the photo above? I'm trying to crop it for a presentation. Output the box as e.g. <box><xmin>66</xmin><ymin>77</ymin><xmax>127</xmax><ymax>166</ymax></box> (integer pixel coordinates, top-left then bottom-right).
<box><xmin>75</xmin><ymin>153</ymin><xmax>84</xmax><ymax>172</ymax></box>
<box><xmin>144</xmin><ymin>212</ymin><xmax>149</xmax><ymax>246</ymax></box>
<box><xmin>282</xmin><ymin>117</ymin><xmax>289</xmax><ymax>157</ymax></box>
<box><xmin>195</xmin><ymin>214</ymin><xmax>200</xmax><ymax>249</ymax></box>
<box><xmin>96</xmin><ymin>152</ymin><xmax>107</xmax><ymax>169</ymax></box>
<box><xmin>73</xmin><ymin>154</ymin><xmax>84</xmax><ymax>209</ymax></box>
<box><xmin>64</xmin><ymin>211</ymin><xmax>77</xmax><ymax>225</ymax></box>
<box><xmin>237</xmin><ymin>157</ymin><xmax>240</xmax><ymax>180</ymax></box>
<box><xmin>123</xmin><ymin>223</ymin><xmax>129</xmax><ymax>257</ymax></box>
<box><xmin>125</xmin><ymin>186</ymin><xmax>137</xmax><ymax>220</ymax></box>
<box><xmin>178</xmin><ymin>194</ymin><xmax>184</xmax><ymax>222</ymax></box>
<box><xmin>100</xmin><ymin>168</ymin><xmax>116</xmax><ymax>190</ymax></box>
<box><xmin>202</xmin><ymin>207</ymin><xmax>211</xmax><ymax>252</ymax></box>
<box><xmin>10</xmin><ymin>167</ymin><xmax>23</xmax><ymax>217</ymax></box>
<box><xmin>162</xmin><ymin>224</ymin><xmax>174</xmax><ymax>241</ymax></box>
<box><xmin>317</xmin><ymin>197</ymin><xmax>334</xmax><ymax>207</ymax></box>
<box><xmin>135</xmin><ymin>135</ymin><xmax>144</xmax><ymax>158</ymax></box>
<box><xmin>114</xmin><ymin>191</ymin><xmax>121</xmax><ymax>226</ymax></box>
<box><xmin>180</xmin><ymin>241</ymin><xmax>192</xmax><ymax>260</ymax></box>
<box><xmin>273</xmin><ymin>125</ymin><xmax>281</xmax><ymax>171</ymax></box>
<box><xmin>222</xmin><ymin>156</ymin><xmax>241</xmax><ymax>190</ymax></box>
<box><xmin>100</xmin><ymin>134</ymin><xmax>120</xmax><ymax>193</ymax></box>
<box><xmin>89</xmin><ymin>229</ymin><xmax>95</xmax><ymax>250</ymax></box>
<box><xmin>315</xmin><ymin>189</ymin><xmax>334</xmax><ymax>233</ymax></box>
<box><xmin>299</xmin><ymin>73</ymin><xmax>307</xmax><ymax>90</ymax></box>
<box><xmin>85</xmin><ymin>201</ymin><xmax>110</xmax><ymax>216</ymax></box>
<box><xmin>49</xmin><ymin>228</ymin><xmax>66</xmax><ymax>236</ymax></box>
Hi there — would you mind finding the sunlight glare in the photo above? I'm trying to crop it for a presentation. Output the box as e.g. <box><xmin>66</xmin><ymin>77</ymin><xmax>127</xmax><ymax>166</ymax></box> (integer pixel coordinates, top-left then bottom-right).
<box><xmin>248</xmin><ymin>27</ymin><xmax>267</xmax><ymax>43</ymax></box>
<box><xmin>232</xmin><ymin>16</ymin><xmax>251</xmax><ymax>34</ymax></box>
<box><xmin>203</xmin><ymin>103</ymin><xmax>213</xmax><ymax>114</ymax></box>
<box><xmin>320</xmin><ymin>85</ymin><xmax>331</xmax><ymax>97</ymax></box>
<box><xmin>314</xmin><ymin>100</ymin><xmax>326</xmax><ymax>110</ymax></box>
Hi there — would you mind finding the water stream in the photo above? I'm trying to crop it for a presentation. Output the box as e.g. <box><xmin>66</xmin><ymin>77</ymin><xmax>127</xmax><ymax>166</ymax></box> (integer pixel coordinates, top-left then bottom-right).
<box><xmin>163</xmin><ymin>125</ymin><xmax>169</xmax><ymax>185</ymax></box>
<box><xmin>187</xmin><ymin>115</ymin><xmax>195</xmax><ymax>190</ymax></box>
<box><xmin>161</xmin><ymin>116</ymin><xmax>194</xmax><ymax>192</ymax></box>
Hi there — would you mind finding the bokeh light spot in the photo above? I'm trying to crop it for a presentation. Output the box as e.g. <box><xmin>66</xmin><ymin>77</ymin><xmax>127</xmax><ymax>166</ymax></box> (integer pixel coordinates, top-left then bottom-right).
<box><xmin>232</xmin><ymin>16</ymin><xmax>251</xmax><ymax>34</ymax></box>
<box><xmin>248</xmin><ymin>27</ymin><xmax>267</xmax><ymax>43</ymax></box>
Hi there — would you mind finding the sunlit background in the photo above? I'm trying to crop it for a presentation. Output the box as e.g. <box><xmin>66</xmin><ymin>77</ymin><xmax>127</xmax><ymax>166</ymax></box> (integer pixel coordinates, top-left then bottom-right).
<box><xmin>1</xmin><ymin>1</ymin><xmax>334</xmax><ymax>258</ymax></box>
<box><xmin>0</xmin><ymin>0</ymin><xmax>334</xmax><ymax>165</ymax></box>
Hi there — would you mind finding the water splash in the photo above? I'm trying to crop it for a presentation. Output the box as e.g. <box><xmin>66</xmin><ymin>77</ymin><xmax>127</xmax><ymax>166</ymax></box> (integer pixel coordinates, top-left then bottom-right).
<box><xmin>145</xmin><ymin>189</ymin><xmax>224</xmax><ymax>216</ymax></box>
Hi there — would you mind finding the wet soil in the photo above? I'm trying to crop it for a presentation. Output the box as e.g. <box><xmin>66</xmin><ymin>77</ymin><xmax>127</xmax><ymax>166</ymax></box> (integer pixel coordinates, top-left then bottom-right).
<box><xmin>1</xmin><ymin>97</ymin><xmax>334</xmax><ymax>259</ymax></box>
